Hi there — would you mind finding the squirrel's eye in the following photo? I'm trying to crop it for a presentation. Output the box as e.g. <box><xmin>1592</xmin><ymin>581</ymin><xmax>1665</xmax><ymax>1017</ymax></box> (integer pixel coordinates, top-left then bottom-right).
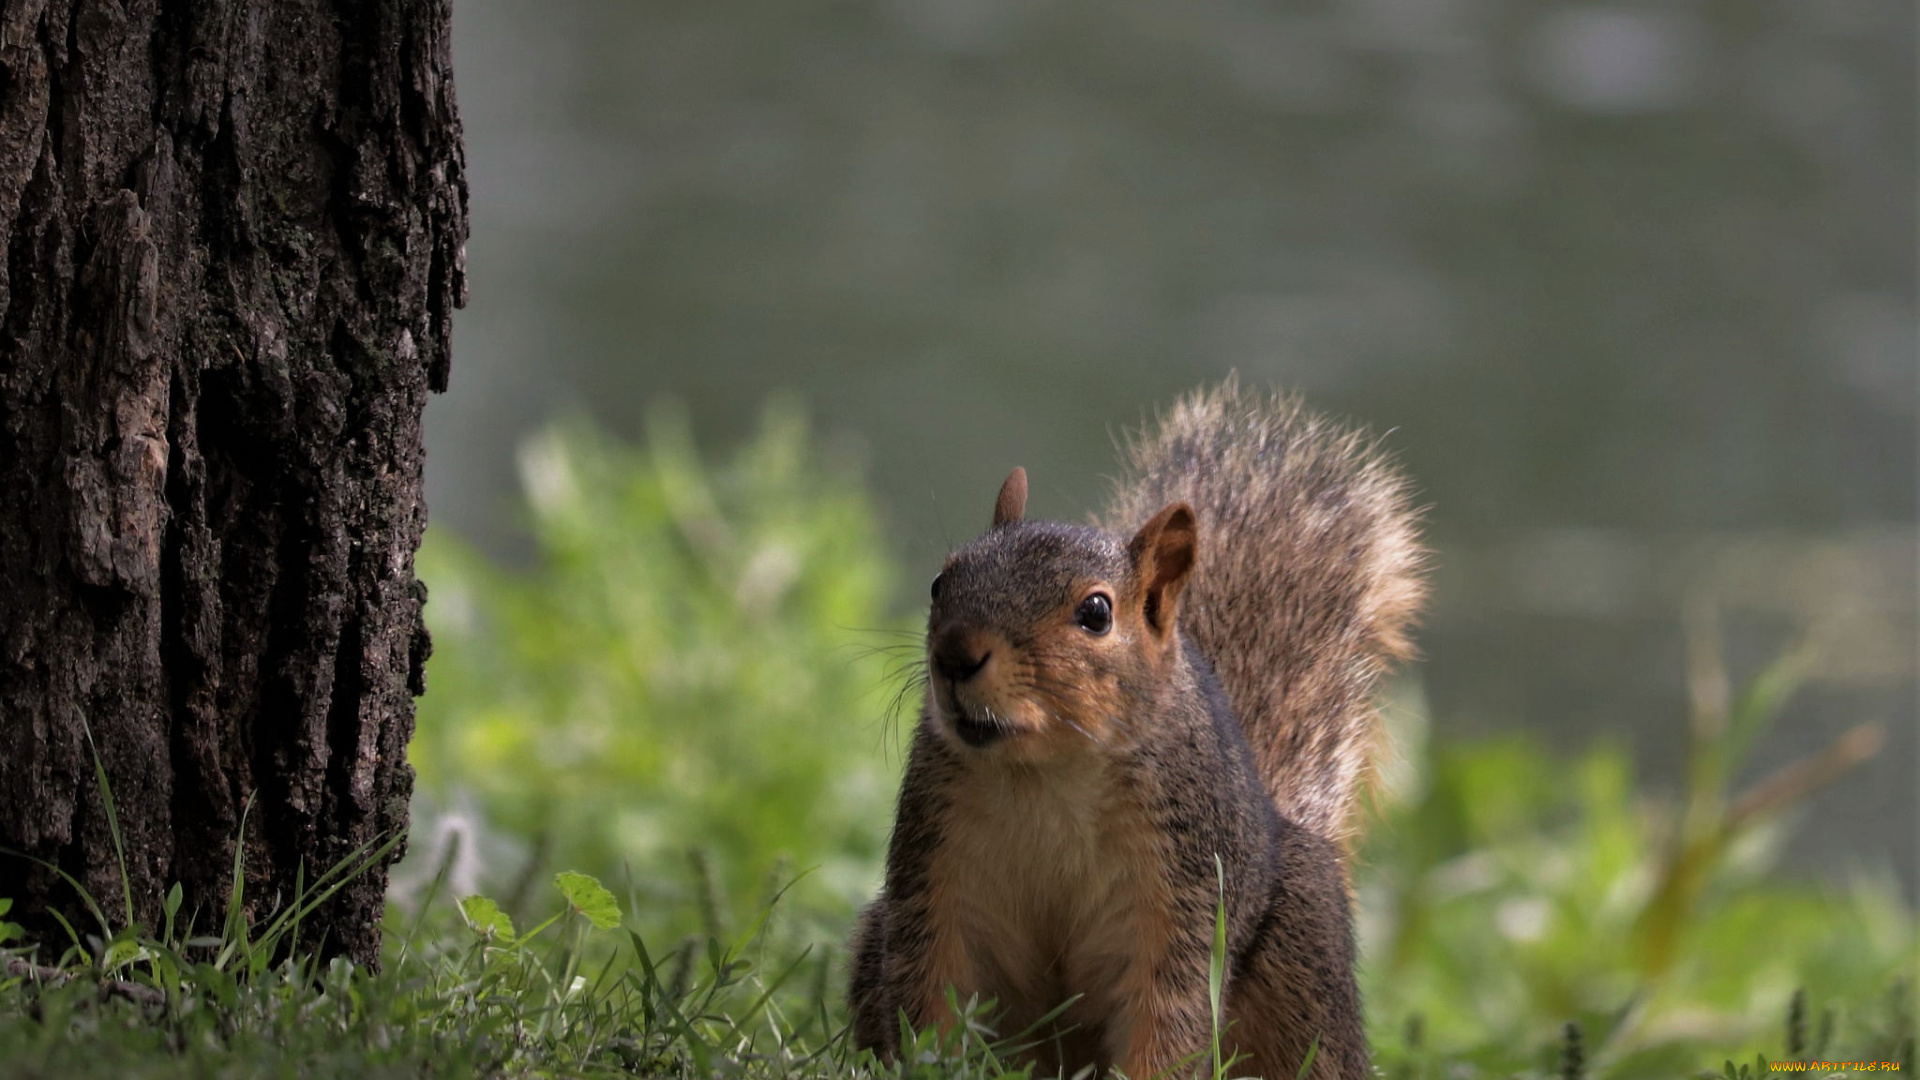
<box><xmin>931</xmin><ymin>572</ymin><xmax>947</xmax><ymax>602</ymax></box>
<box><xmin>1075</xmin><ymin>593</ymin><xmax>1113</xmax><ymax>635</ymax></box>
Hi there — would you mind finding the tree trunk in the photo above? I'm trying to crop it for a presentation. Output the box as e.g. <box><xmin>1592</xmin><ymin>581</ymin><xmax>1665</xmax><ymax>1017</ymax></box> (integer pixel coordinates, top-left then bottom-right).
<box><xmin>0</xmin><ymin>0</ymin><xmax>466</xmax><ymax>966</ymax></box>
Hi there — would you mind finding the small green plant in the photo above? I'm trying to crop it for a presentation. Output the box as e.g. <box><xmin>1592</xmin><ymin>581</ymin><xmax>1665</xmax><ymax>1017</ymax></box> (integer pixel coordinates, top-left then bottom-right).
<box><xmin>1714</xmin><ymin>1054</ymin><xmax>1775</xmax><ymax>1080</ymax></box>
<box><xmin>0</xmin><ymin>899</ymin><xmax>22</xmax><ymax>947</ymax></box>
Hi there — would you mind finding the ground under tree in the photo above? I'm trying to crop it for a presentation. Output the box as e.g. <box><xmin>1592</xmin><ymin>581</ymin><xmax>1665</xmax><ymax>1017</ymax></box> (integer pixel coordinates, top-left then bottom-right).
<box><xmin>0</xmin><ymin>0</ymin><xmax>467</xmax><ymax>965</ymax></box>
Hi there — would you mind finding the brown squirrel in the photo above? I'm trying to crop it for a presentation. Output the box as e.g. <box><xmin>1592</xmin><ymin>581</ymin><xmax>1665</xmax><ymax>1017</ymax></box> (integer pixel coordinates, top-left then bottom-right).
<box><xmin>848</xmin><ymin>379</ymin><xmax>1426</xmax><ymax>1079</ymax></box>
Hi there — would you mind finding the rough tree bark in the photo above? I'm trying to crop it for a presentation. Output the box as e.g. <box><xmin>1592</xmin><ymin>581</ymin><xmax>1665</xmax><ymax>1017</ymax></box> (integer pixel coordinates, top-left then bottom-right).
<box><xmin>0</xmin><ymin>0</ymin><xmax>466</xmax><ymax>965</ymax></box>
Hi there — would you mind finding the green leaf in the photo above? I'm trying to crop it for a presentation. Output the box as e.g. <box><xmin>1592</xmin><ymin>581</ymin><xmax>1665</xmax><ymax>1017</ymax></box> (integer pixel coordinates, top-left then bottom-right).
<box><xmin>459</xmin><ymin>895</ymin><xmax>517</xmax><ymax>942</ymax></box>
<box><xmin>101</xmin><ymin>936</ymin><xmax>142</xmax><ymax>970</ymax></box>
<box><xmin>163</xmin><ymin>883</ymin><xmax>182</xmax><ymax>922</ymax></box>
<box><xmin>554</xmin><ymin>871</ymin><xmax>622</xmax><ymax>930</ymax></box>
<box><xmin>0</xmin><ymin>897</ymin><xmax>11</xmax><ymax>917</ymax></box>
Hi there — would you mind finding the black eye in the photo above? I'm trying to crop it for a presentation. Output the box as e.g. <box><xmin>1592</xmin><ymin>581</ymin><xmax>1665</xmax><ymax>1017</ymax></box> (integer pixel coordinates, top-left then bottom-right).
<box><xmin>931</xmin><ymin>571</ymin><xmax>947</xmax><ymax>602</ymax></box>
<box><xmin>1075</xmin><ymin>593</ymin><xmax>1113</xmax><ymax>635</ymax></box>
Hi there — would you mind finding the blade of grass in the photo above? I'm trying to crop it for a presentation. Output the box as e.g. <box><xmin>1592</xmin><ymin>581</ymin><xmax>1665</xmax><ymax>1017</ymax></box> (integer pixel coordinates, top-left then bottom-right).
<box><xmin>79</xmin><ymin>717</ymin><xmax>135</xmax><ymax>929</ymax></box>
<box><xmin>721</xmin><ymin>944</ymin><xmax>813</xmax><ymax>1045</ymax></box>
<box><xmin>1211</xmin><ymin>854</ymin><xmax>1229</xmax><ymax>1080</ymax></box>
<box><xmin>1294</xmin><ymin>1033</ymin><xmax>1321</xmax><ymax>1080</ymax></box>
<box><xmin>217</xmin><ymin>795</ymin><xmax>254</xmax><ymax>972</ymax></box>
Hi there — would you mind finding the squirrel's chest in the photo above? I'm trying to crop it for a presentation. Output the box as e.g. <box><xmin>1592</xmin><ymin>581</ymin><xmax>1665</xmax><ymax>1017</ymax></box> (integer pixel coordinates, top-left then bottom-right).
<box><xmin>928</xmin><ymin>761</ymin><xmax>1166</xmax><ymax>1030</ymax></box>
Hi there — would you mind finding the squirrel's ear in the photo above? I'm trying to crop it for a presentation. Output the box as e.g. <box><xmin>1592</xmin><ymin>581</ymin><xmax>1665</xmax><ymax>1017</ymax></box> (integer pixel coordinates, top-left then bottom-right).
<box><xmin>992</xmin><ymin>467</ymin><xmax>1028</xmax><ymax>528</ymax></box>
<box><xmin>1127</xmin><ymin>502</ymin><xmax>1197</xmax><ymax>637</ymax></box>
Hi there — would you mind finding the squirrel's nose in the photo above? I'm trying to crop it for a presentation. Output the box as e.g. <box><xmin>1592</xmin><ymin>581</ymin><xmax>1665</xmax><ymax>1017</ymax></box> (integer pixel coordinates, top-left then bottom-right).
<box><xmin>932</xmin><ymin>635</ymin><xmax>991</xmax><ymax>684</ymax></box>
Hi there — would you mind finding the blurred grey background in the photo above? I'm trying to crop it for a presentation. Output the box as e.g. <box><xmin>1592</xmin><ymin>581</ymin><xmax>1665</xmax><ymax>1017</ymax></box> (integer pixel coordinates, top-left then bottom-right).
<box><xmin>430</xmin><ymin>0</ymin><xmax>1915</xmax><ymax>893</ymax></box>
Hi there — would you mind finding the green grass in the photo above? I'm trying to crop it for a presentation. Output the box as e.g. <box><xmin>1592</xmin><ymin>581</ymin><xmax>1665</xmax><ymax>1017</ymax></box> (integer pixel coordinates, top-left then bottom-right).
<box><xmin>0</xmin><ymin>866</ymin><xmax>1909</xmax><ymax>1079</ymax></box>
<box><xmin>2</xmin><ymin>414</ymin><xmax>1912</xmax><ymax>1078</ymax></box>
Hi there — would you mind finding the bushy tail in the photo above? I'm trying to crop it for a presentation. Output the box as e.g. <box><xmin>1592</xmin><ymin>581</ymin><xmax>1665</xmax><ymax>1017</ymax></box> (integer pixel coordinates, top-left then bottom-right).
<box><xmin>1102</xmin><ymin>378</ymin><xmax>1427</xmax><ymax>847</ymax></box>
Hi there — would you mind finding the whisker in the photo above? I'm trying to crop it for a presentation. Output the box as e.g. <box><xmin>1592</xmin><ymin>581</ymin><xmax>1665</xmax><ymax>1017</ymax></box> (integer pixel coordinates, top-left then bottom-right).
<box><xmin>884</xmin><ymin>675</ymin><xmax>929</xmax><ymax>722</ymax></box>
<box><xmin>1043</xmin><ymin>706</ymin><xmax>1099</xmax><ymax>745</ymax></box>
<box><xmin>1002</xmin><ymin>671</ymin><xmax>1103</xmax><ymax>745</ymax></box>
<box><xmin>879</xmin><ymin>645</ymin><xmax>929</xmax><ymax>672</ymax></box>
<box><xmin>1015</xmin><ymin>675</ymin><xmax>1110</xmax><ymax>746</ymax></box>
<box><xmin>877</xmin><ymin>675</ymin><xmax>930</xmax><ymax>764</ymax></box>
<box><xmin>836</xmin><ymin>624</ymin><xmax>930</xmax><ymax>640</ymax></box>
<box><xmin>840</xmin><ymin>644</ymin><xmax>928</xmax><ymax>666</ymax></box>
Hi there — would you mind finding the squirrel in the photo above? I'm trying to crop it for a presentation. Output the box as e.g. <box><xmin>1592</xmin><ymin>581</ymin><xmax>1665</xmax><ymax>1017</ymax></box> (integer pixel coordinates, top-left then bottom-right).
<box><xmin>847</xmin><ymin>379</ymin><xmax>1426</xmax><ymax>1079</ymax></box>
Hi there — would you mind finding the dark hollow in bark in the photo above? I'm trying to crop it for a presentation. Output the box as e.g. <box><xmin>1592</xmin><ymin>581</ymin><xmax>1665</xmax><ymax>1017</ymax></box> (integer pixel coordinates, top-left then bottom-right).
<box><xmin>0</xmin><ymin>0</ymin><xmax>467</xmax><ymax>966</ymax></box>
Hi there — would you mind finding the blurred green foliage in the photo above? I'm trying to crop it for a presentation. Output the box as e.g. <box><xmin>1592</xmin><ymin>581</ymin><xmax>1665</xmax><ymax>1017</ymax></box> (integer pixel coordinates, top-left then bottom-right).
<box><xmin>1353</xmin><ymin>602</ymin><xmax>1912</xmax><ymax>1073</ymax></box>
<box><xmin>409</xmin><ymin>403</ymin><xmax>907</xmax><ymax>941</ymax></box>
<box><xmin>400</xmin><ymin>413</ymin><xmax>1913</xmax><ymax>1075</ymax></box>
<box><xmin>1359</xmin><ymin>726</ymin><xmax>1911</xmax><ymax>1076</ymax></box>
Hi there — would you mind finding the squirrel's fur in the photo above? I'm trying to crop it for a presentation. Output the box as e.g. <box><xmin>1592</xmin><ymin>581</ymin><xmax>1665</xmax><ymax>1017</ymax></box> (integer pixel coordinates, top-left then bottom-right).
<box><xmin>848</xmin><ymin>380</ymin><xmax>1426</xmax><ymax>1079</ymax></box>
<box><xmin>1102</xmin><ymin>378</ymin><xmax>1426</xmax><ymax>848</ymax></box>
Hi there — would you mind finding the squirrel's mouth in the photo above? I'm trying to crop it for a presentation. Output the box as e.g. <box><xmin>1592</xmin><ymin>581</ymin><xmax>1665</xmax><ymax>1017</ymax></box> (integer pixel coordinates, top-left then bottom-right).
<box><xmin>942</xmin><ymin>692</ymin><xmax>1011</xmax><ymax>748</ymax></box>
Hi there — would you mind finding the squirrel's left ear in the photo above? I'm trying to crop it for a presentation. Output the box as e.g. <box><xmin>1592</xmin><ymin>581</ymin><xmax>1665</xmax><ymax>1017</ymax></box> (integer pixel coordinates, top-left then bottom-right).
<box><xmin>991</xmin><ymin>467</ymin><xmax>1028</xmax><ymax>528</ymax></box>
<box><xmin>1127</xmin><ymin>502</ymin><xmax>1197</xmax><ymax>638</ymax></box>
